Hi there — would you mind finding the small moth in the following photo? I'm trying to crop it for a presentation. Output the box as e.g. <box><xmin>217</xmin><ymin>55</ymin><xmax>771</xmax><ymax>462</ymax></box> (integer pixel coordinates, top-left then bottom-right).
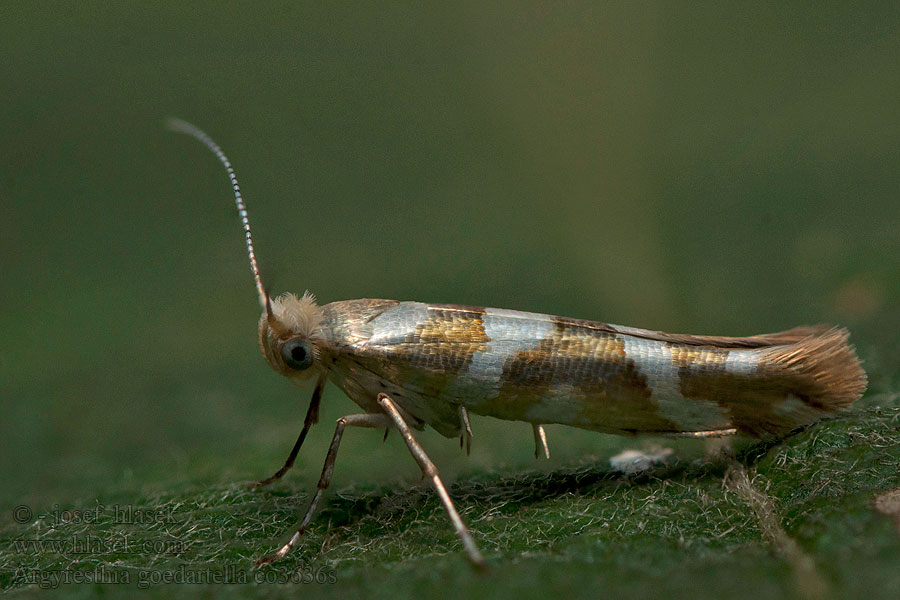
<box><xmin>167</xmin><ymin>118</ymin><xmax>867</xmax><ymax>568</ymax></box>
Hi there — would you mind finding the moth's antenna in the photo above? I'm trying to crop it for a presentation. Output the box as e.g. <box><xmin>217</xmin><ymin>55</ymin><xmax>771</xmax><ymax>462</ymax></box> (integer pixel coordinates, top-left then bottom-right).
<box><xmin>165</xmin><ymin>118</ymin><xmax>269</xmax><ymax>311</ymax></box>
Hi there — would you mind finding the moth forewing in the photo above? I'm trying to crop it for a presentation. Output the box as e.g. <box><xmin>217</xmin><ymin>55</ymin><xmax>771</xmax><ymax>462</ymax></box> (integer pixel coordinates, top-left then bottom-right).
<box><xmin>315</xmin><ymin>302</ymin><xmax>866</xmax><ymax>439</ymax></box>
<box><xmin>169</xmin><ymin>119</ymin><xmax>867</xmax><ymax>570</ymax></box>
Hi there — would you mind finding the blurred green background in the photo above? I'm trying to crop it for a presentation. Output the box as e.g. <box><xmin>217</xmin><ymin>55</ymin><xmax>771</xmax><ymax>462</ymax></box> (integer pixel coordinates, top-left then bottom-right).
<box><xmin>2</xmin><ymin>3</ymin><xmax>899</xmax><ymax>597</ymax></box>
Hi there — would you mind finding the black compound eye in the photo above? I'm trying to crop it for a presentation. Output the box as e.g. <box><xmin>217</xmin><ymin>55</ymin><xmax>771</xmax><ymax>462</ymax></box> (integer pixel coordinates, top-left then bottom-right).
<box><xmin>281</xmin><ymin>339</ymin><xmax>314</xmax><ymax>371</ymax></box>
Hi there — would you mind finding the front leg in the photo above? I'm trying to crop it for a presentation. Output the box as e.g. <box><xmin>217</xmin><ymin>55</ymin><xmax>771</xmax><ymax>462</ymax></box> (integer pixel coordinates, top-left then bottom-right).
<box><xmin>247</xmin><ymin>375</ymin><xmax>326</xmax><ymax>489</ymax></box>
<box><xmin>255</xmin><ymin>411</ymin><xmax>390</xmax><ymax>566</ymax></box>
<box><xmin>376</xmin><ymin>393</ymin><xmax>486</xmax><ymax>569</ymax></box>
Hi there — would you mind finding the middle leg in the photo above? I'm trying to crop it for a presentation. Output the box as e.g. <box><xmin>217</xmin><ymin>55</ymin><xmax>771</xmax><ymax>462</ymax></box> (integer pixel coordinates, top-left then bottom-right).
<box><xmin>255</xmin><ymin>411</ymin><xmax>390</xmax><ymax>566</ymax></box>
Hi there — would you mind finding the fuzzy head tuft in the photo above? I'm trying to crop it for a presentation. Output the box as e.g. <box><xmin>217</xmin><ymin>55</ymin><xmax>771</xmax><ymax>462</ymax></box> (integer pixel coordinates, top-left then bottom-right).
<box><xmin>257</xmin><ymin>291</ymin><xmax>326</xmax><ymax>380</ymax></box>
<box><xmin>269</xmin><ymin>291</ymin><xmax>324</xmax><ymax>339</ymax></box>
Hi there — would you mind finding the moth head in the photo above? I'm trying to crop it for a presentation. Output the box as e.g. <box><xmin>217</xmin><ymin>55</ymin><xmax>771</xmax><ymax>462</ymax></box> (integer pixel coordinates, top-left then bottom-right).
<box><xmin>165</xmin><ymin>119</ymin><xmax>327</xmax><ymax>384</ymax></box>
<box><xmin>258</xmin><ymin>291</ymin><xmax>325</xmax><ymax>382</ymax></box>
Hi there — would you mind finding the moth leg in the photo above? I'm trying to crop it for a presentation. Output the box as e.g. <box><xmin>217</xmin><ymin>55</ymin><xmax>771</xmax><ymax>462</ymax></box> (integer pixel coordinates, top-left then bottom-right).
<box><xmin>659</xmin><ymin>428</ymin><xmax>738</xmax><ymax>438</ymax></box>
<box><xmin>532</xmin><ymin>424</ymin><xmax>550</xmax><ymax>459</ymax></box>
<box><xmin>247</xmin><ymin>375</ymin><xmax>325</xmax><ymax>489</ymax></box>
<box><xmin>255</xmin><ymin>411</ymin><xmax>390</xmax><ymax>566</ymax></box>
<box><xmin>458</xmin><ymin>405</ymin><xmax>473</xmax><ymax>456</ymax></box>
<box><xmin>377</xmin><ymin>393</ymin><xmax>486</xmax><ymax>570</ymax></box>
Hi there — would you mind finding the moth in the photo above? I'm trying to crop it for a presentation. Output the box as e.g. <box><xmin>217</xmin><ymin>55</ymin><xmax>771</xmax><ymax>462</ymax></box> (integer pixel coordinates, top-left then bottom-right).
<box><xmin>167</xmin><ymin>118</ymin><xmax>867</xmax><ymax>569</ymax></box>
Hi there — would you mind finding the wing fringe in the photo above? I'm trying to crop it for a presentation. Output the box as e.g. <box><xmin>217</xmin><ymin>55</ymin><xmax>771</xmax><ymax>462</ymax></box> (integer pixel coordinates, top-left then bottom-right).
<box><xmin>759</xmin><ymin>326</ymin><xmax>867</xmax><ymax>413</ymax></box>
<box><xmin>733</xmin><ymin>326</ymin><xmax>867</xmax><ymax>436</ymax></box>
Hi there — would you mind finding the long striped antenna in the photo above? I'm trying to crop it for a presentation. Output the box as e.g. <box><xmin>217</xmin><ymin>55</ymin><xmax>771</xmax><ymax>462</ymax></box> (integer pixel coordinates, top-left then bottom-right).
<box><xmin>166</xmin><ymin>118</ymin><xmax>270</xmax><ymax>312</ymax></box>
